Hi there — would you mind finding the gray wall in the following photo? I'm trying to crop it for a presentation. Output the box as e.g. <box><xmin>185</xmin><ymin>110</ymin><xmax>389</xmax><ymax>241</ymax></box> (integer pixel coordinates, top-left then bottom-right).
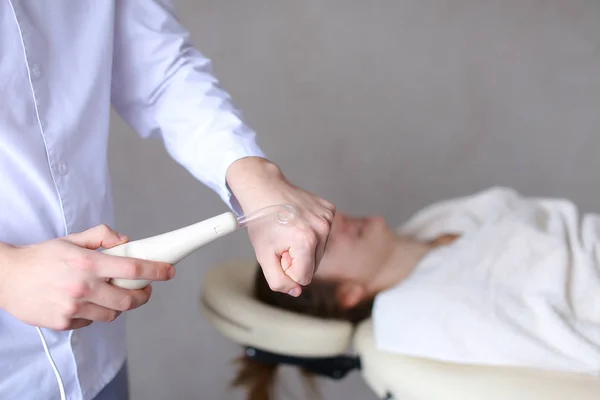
<box><xmin>108</xmin><ymin>1</ymin><xmax>600</xmax><ymax>398</ymax></box>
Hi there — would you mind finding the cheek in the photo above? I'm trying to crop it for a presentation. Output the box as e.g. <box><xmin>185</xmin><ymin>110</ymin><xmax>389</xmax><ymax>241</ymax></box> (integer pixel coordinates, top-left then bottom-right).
<box><xmin>316</xmin><ymin>240</ymin><xmax>358</xmax><ymax>280</ymax></box>
<box><xmin>314</xmin><ymin>252</ymin><xmax>342</xmax><ymax>280</ymax></box>
<box><xmin>336</xmin><ymin>242</ymin><xmax>379</xmax><ymax>280</ymax></box>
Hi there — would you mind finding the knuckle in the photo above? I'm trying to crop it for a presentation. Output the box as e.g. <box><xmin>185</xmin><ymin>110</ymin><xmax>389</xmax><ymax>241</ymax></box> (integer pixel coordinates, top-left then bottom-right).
<box><xmin>315</xmin><ymin>217</ymin><xmax>330</xmax><ymax>236</ymax></box>
<box><xmin>287</xmin><ymin>269</ymin><xmax>311</xmax><ymax>286</ymax></box>
<box><xmin>62</xmin><ymin>302</ymin><xmax>80</xmax><ymax>317</ymax></box>
<box><xmin>73</xmin><ymin>253</ymin><xmax>95</xmax><ymax>272</ymax></box>
<box><xmin>329</xmin><ymin>202</ymin><xmax>337</xmax><ymax>213</ymax></box>
<box><xmin>296</xmin><ymin>279</ymin><xmax>310</xmax><ymax>287</ymax></box>
<box><xmin>156</xmin><ymin>264</ymin><xmax>171</xmax><ymax>280</ymax></box>
<box><xmin>98</xmin><ymin>223</ymin><xmax>113</xmax><ymax>235</ymax></box>
<box><xmin>323</xmin><ymin>200</ymin><xmax>336</xmax><ymax>213</ymax></box>
<box><xmin>65</xmin><ymin>282</ymin><xmax>89</xmax><ymax>299</ymax></box>
<box><xmin>295</xmin><ymin>275</ymin><xmax>312</xmax><ymax>286</ymax></box>
<box><xmin>107</xmin><ymin>311</ymin><xmax>119</xmax><ymax>322</ymax></box>
<box><xmin>268</xmin><ymin>282</ymin><xmax>286</xmax><ymax>292</ymax></box>
<box><xmin>123</xmin><ymin>261</ymin><xmax>141</xmax><ymax>280</ymax></box>
<box><xmin>119</xmin><ymin>295</ymin><xmax>134</xmax><ymax>311</ymax></box>
<box><xmin>143</xmin><ymin>285</ymin><xmax>153</xmax><ymax>299</ymax></box>
<box><xmin>321</xmin><ymin>209</ymin><xmax>333</xmax><ymax>223</ymax></box>
<box><xmin>139</xmin><ymin>293</ymin><xmax>151</xmax><ymax>306</ymax></box>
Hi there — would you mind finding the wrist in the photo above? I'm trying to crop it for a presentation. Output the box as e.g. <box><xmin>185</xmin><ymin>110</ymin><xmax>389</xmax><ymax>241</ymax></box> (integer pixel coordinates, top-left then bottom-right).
<box><xmin>0</xmin><ymin>243</ymin><xmax>15</xmax><ymax>310</ymax></box>
<box><xmin>226</xmin><ymin>156</ymin><xmax>283</xmax><ymax>181</ymax></box>
<box><xmin>225</xmin><ymin>157</ymin><xmax>287</xmax><ymax>212</ymax></box>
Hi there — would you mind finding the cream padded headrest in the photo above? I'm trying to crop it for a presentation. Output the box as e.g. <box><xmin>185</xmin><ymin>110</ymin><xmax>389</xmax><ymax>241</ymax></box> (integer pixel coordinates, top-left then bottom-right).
<box><xmin>200</xmin><ymin>260</ymin><xmax>354</xmax><ymax>357</ymax></box>
<box><xmin>353</xmin><ymin>319</ymin><xmax>600</xmax><ymax>400</ymax></box>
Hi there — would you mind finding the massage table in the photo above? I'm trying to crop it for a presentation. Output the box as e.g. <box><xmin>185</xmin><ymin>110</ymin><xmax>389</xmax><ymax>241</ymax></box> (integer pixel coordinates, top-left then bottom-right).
<box><xmin>200</xmin><ymin>260</ymin><xmax>600</xmax><ymax>399</ymax></box>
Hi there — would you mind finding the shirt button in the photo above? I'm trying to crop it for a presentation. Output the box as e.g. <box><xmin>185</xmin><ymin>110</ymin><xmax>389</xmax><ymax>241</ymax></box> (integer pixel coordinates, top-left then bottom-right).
<box><xmin>57</xmin><ymin>161</ymin><xmax>68</xmax><ymax>176</ymax></box>
<box><xmin>30</xmin><ymin>64</ymin><xmax>41</xmax><ymax>80</ymax></box>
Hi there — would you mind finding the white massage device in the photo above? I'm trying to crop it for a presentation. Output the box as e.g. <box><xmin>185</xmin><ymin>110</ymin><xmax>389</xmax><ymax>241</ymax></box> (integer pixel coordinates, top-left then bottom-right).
<box><xmin>200</xmin><ymin>260</ymin><xmax>600</xmax><ymax>400</ymax></box>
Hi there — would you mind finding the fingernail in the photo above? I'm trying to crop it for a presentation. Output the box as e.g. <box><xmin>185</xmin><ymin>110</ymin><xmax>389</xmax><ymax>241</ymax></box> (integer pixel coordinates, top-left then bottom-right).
<box><xmin>168</xmin><ymin>267</ymin><xmax>176</xmax><ymax>279</ymax></box>
<box><xmin>288</xmin><ymin>288</ymin><xmax>301</xmax><ymax>297</ymax></box>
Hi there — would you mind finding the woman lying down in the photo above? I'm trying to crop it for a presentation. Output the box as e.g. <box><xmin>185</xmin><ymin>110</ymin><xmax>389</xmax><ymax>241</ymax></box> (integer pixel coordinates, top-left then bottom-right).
<box><xmin>232</xmin><ymin>186</ymin><xmax>600</xmax><ymax>399</ymax></box>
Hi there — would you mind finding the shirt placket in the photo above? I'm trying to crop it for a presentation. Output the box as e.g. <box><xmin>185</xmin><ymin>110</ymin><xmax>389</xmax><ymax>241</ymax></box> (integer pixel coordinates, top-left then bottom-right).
<box><xmin>10</xmin><ymin>3</ymin><xmax>75</xmax><ymax>237</ymax></box>
<box><xmin>9</xmin><ymin>2</ymin><xmax>82</xmax><ymax>399</ymax></box>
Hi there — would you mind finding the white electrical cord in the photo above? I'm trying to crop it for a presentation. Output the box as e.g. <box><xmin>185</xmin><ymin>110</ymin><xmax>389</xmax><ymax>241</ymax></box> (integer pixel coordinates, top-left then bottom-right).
<box><xmin>36</xmin><ymin>327</ymin><xmax>67</xmax><ymax>400</ymax></box>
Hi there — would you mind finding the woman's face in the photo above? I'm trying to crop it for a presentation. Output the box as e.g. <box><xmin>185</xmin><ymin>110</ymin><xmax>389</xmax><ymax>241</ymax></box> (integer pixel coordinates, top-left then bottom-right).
<box><xmin>314</xmin><ymin>212</ymin><xmax>397</xmax><ymax>284</ymax></box>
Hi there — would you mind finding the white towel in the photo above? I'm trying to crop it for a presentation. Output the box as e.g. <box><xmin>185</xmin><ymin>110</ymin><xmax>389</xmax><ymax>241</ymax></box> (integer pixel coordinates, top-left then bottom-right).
<box><xmin>372</xmin><ymin>187</ymin><xmax>600</xmax><ymax>375</ymax></box>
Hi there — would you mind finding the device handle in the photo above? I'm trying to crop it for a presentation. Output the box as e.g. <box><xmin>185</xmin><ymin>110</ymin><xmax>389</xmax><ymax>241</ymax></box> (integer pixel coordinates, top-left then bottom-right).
<box><xmin>103</xmin><ymin>212</ymin><xmax>239</xmax><ymax>289</ymax></box>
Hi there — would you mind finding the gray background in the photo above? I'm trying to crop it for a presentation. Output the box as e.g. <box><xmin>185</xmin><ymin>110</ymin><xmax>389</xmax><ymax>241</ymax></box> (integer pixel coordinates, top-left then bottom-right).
<box><xmin>107</xmin><ymin>1</ymin><xmax>600</xmax><ymax>399</ymax></box>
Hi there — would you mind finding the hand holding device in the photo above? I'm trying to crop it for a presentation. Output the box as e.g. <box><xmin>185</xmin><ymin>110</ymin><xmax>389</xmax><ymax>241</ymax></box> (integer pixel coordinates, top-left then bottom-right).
<box><xmin>0</xmin><ymin>224</ymin><xmax>174</xmax><ymax>330</ymax></box>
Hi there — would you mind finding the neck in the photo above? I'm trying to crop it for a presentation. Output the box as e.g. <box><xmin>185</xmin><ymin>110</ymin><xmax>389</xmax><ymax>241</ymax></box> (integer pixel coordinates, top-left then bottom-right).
<box><xmin>365</xmin><ymin>236</ymin><xmax>433</xmax><ymax>294</ymax></box>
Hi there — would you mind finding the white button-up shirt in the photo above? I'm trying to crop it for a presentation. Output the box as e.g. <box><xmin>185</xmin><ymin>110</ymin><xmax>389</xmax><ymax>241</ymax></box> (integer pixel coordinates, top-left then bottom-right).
<box><xmin>0</xmin><ymin>1</ymin><xmax>264</xmax><ymax>399</ymax></box>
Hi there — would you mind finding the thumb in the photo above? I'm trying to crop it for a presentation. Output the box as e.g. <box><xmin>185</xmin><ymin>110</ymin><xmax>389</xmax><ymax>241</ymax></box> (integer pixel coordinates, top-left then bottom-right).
<box><xmin>257</xmin><ymin>252</ymin><xmax>302</xmax><ymax>297</ymax></box>
<box><xmin>64</xmin><ymin>224</ymin><xmax>129</xmax><ymax>250</ymax></box>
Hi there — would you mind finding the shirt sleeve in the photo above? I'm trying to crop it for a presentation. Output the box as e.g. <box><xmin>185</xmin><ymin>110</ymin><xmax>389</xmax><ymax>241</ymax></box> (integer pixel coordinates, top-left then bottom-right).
<box><xmin>110</xmin><ymin>0</ymin><xmax>266</xmax><ymax>213</ymax></box>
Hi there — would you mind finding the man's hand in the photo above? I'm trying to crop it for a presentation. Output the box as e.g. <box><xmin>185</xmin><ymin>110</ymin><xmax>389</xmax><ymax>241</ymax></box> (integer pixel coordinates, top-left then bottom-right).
<box><xmin>0</xmin><ymin>225</ymin><xmax>174</xmax><ymax>330</ymax></box>
<box><xmin>226</xmin><ymin>157</ymin><xmax>335</xmax><ymax>297</ymax></box>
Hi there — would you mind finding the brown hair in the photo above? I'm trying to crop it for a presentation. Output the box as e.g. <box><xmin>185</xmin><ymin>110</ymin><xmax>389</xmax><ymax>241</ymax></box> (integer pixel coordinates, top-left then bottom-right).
<box><xmin>231</xmin><ymin>233</ymin><xmax>459</xmax><ymax>400</ymax></box>
<box><xmin>230</xmin><ymin>266</ymin><xmax>374</xmax><ymax>400</ymax></box>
